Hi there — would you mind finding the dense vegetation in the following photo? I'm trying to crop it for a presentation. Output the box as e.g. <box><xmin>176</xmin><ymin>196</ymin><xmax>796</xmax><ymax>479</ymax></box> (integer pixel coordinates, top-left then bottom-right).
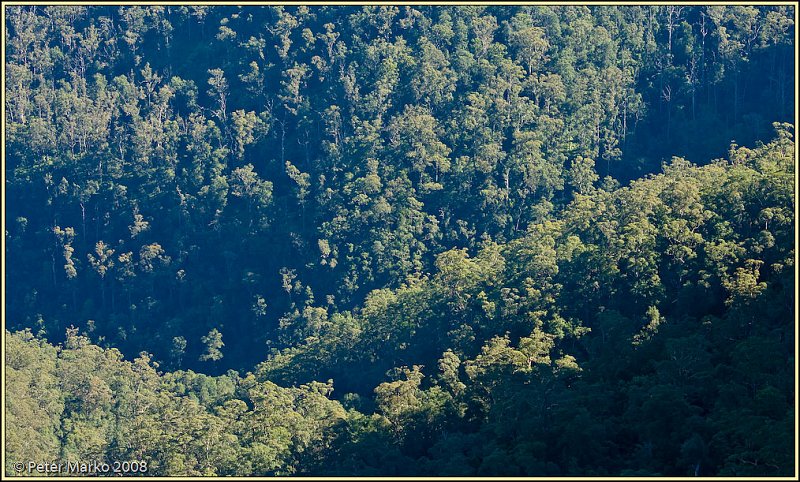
<box><xmin>4</xmin><ymin>5</ymin><xmax>796</xmax><ymax>477</ymax></box>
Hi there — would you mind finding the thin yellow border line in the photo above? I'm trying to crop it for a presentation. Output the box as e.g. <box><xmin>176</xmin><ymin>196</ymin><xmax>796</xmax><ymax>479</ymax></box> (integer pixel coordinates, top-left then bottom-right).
<box><xmin>1</xmin><ymin>1</ymin><xmax>797</xmax><ymax>480</ymax></box>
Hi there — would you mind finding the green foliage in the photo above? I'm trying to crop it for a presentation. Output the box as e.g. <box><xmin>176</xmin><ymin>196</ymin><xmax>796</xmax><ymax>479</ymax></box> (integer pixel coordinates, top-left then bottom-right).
<box><xmin>5</xmin><ymin>329</ymin><xmax>345</xmax><ymax>476</ymax></box>
<box><xmin>4</xmin><ymin>5</ymin><xmax>795</xmax><ymax>477</ymax></box>
<box><xmin>199</xmin><ymin>328</ymin><xmax>224</xmax><ymax>362</ymax></box>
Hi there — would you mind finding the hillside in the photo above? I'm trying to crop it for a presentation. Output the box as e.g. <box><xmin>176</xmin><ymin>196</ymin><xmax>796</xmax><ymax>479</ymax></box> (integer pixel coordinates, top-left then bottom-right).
<box><xmin>4</xmin><ymin>5</ymin><xmax>796</xmax><ymax>477</ymax></box>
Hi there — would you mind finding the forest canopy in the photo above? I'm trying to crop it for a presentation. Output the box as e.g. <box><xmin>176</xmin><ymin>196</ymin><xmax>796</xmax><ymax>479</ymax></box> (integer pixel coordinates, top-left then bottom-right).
<box><xmin>4</xmin><ymin>4</ymin><xmax>796</xmax><ymax>477</ymax></box>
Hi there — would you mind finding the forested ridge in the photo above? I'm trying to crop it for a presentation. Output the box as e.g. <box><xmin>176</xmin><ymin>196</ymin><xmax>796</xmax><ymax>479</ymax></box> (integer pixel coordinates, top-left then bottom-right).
<box><xmin>4</xmin><ymin>5</ymin><xmax>797</xmax><ymax>477</ymax></box>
